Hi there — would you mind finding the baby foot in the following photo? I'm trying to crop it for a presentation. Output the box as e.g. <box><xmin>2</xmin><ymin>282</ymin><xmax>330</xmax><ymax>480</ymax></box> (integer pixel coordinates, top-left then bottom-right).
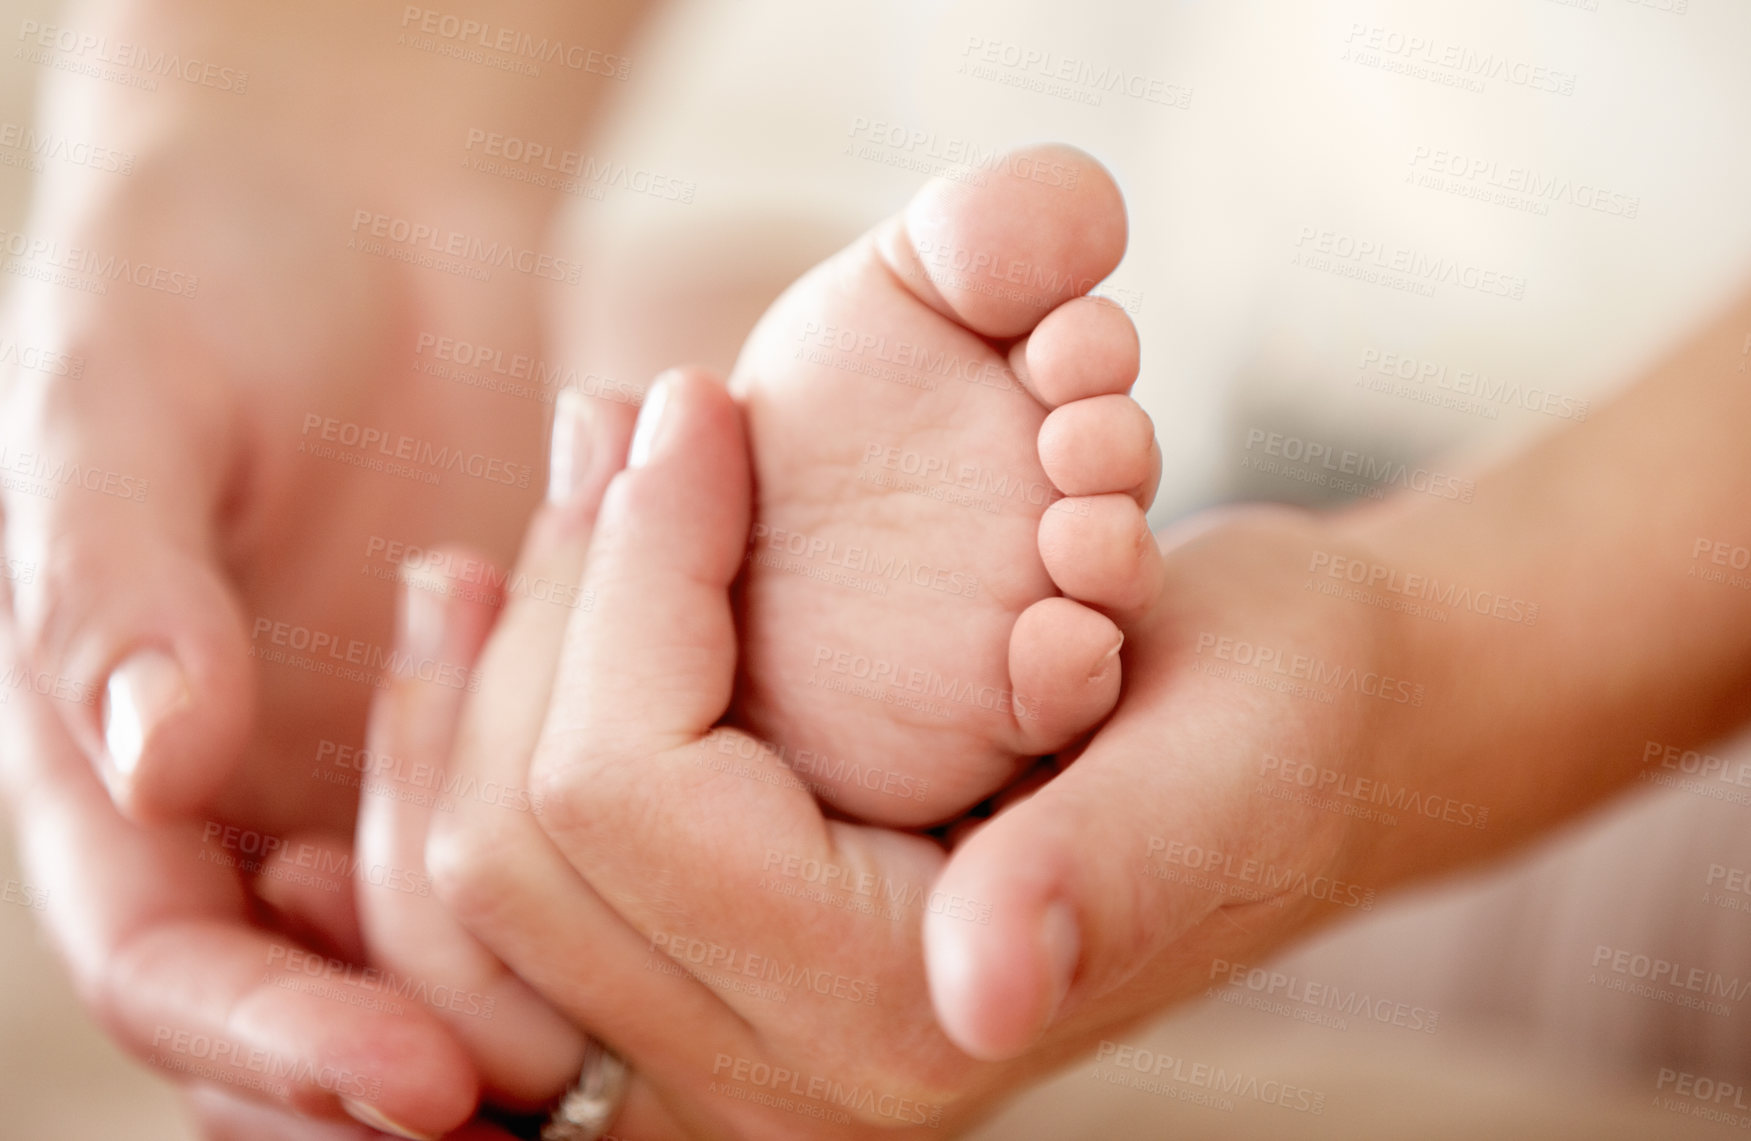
<box><xmin>731</xmin><ymin>145</ymin><xmax>1160</xmax><ymax>825</ymax></box>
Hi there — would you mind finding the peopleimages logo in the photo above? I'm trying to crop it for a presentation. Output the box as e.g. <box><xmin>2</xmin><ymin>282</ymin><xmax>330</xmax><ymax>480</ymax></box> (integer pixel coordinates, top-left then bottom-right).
<box><xmin>265</xmin><ymin>945</ymin><xmax>497</xmax><ymax>1018</ymax></box>
<box><xmin>1590</xmin><ymin>943</ymin><xmax>1751</xmax><ymax>1004</ymax></box>
<box><xmin>201</xmin><ymin>822</ymin><xmax>432</xmax><ymax>897</ymax></box>
<box><xmin>1407</xmin><ymin>146</ymin><xmax>1637</xmax><ymax>219</ymax></box>
<box><xmin>0</xmin><ymin>663</ymin><xmax>95</xmax><ymax>706</ymax></box>
<box><xmin>299</xmin><ymin>414</ymin><xmax>533</xmax><ymax>488</ymax></box>
<box><xmin>149</xmin><ymin>1026</ymin><xmax>378</xmax><ymax>1101</ymax></box>
<box><xmin>760</xmin><ymin>848</ymin><xmax>991</xmax><ymax>924</ymax></box>
<box><xmin>316</xmin><ymin>738</ymin><xmax>546</xmax><ymax>814</ymax></box>
<box><xmin>1145</xmin><ymin>837</ymin><xmax>1377</xmax><ymax>911</ymax></box>
<box><xmin>1259</xmin><ymin>752</ymin><xmax>1490</xmax><ymax>829</ymax></box>
<box><xmin>810</xmin><ymin>644</ymin><xmax>1030</xmax><ymax>721</ymax></box>
<box><xmin>847</xmin><ymin>117</ymin><xmax>1084</xmax><ymax>188</ymax></box>
<box><xmin>1193</xmin><ymin>632</ymin><xmax>1425</xmax><ymax>706</ymax></box>
<box><xmin>0</xmin><ymin>226</ymin><xmax>198</xmax><ymax>297</ymax></box>
<box><xmin>0</xmin><ymin>334</ymin><xmax>84</xmax><ymax>378</ymax></box>
<box><xmin>1357</xmin><ymin>348</ymin><xmax>1589</xmax><ymax>421</ymax></box>
<box><xmin>1242</xmin><ymin>428</ymin><xmax>1476</xmax><ymax>503</ymax></box>
<box><xmin>1657</xmin><ymin>1068</ymin><xmax>1751</xmax><ymax>1118</ymax></box>
<box><xmin>1093</xmin><ymin>1041</ymin><xmax>1327</xmax><ymax>1114</ymax></box>
<box><xmin>649</xmin><ymin>933</ymin><xmax>879</xmax><ymax>1005</ymax></box>
<box><xmin>1307</xmin><ymin>551</ymin><xmax>1539</xmax><ymax>625</ymax></box>
<box><xmin>701</xmin><ymin>735</ymin><xmax>932</xmax><ymax>804</ymax></box>
<box><xmin>348</xmin><ymin>211</ymin><xmax>585</xmax><ymax>285</ymax></box>
<box><xmin>709</xmin><ymin>1054</ymin><xmax>943</xmax><ymax>1127</ymax></box>
<box><xmin>1294</xmin><ymin>226</ymin><xmax>1527</xmax><ymax>300</ymax></box>
<box><xmin>1208</xmin><ymin>958</ymin><xmax>1440</xmax><ymax>1033</ymax></box>
<box><xmin>0</xmin><ymin>443</ymin><xmax>149</xmax><ymax>502</ymax></box>
<box><xmin>0</xmin><ymin>556</ymin><xmax>37</xmax><ymax>585</ymax></box>
<box><xmin>1341</xmin><ymin>23</ymin><xmax>1577</xmax><ymax>96</ymax></box>
<box><xmin>0</xmin><ymin>121</ymin><xmax>133</xmax><ymax>174</ymax></box>
<box><xmin>399</xmin><ymin>6</ymin><xmax>630</xmax><ymax>78</ymax></box>
<box><xmin>462</xmin><ymin>129</ymin><xmax>694</xmax><ymax>202</ymax></box>
<box><xmin>958</xmin><ymin>37</ymin><xmax>1192</xmax><ymax>109</ymax></box>
<box><xmin>749</xmin><ymin>522</ymin><xmax>980</xmax><ymax>600</ymax></box>
<box><xmin>16</xmin><ymin>19</ymin><xmax>249</xmax><ymax>92</ymax></box>
<box><xmin>252</xmin><ymin>615</ymin><xmax>480</xmax><ymax>693</ymax></box>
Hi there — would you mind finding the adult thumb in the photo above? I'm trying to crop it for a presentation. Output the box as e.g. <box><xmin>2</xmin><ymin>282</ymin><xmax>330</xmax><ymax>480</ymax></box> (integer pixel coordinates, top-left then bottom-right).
<box><xmin>2</xmin><ymin>359</ymin><xmax>251</xmax><ymax>822</ymax></box>
<box><xmin>923</xmin><ymin>738</ymin><xmax>1233</xmax><ymax>1062</ymax></box>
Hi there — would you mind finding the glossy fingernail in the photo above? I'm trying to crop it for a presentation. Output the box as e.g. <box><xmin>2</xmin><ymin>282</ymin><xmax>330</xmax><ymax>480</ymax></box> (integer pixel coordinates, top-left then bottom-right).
<box><xmin>924</xmin><ymin>913</ymin><xmax>980</xmax><ymax>1043</ymax></box>
<box><xmin>396</xmin><ymin>565</ymin><xmax>449</xmax><ymax>665</ymax></box>
<box><xmin>547</xmin><ymin>388</ymin><xmax>592</xmax><ymax>506</ymax></box>
<box><xmin>626</xmin><ymin>373</ymin><xmax>675</xmax><ymax>469</ymax></box>
<box><xmin>341</xmin><ymin>1098</ymin><xmax>437</xmax><ymax>1140</ymax></box>
<box><xmin>103</xmin><ymin>648</ymin><xmax>188</xmax><ymax>782</ymax></box>
<box><xmin>1039</xmin><ymin>899</ymin><xmax>1080</xmax><ymax>1027</ymax></box>
<box><xmin>1088</xmin><ymin>633</ymin><xmax>1123</xmax><ymax>683</ymax></box>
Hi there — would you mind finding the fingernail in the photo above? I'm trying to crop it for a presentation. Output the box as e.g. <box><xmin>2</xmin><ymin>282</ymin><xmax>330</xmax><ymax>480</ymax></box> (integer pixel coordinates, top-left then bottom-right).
<box><xmin>1088</xmin><ymin>633</ymin><xmax>1124</xmax><ymax>683</ymax></box>
<box><xmin>103</xmin><ymin>648</ymin><xmax>188</xmax><ymax>781</ymax></box>
<box><xmin>1039</xmin><ymin>900</ymin><xmax>1080</xmax><ymax>1026</ymax></box>
<box><xmin>341</xmin><ymin>1099</ymin><xmax>437</xmax><ymax>1140</ymax></box>
<box><xmin>923</xmin><ymin>912</ymin><xmax>981</xmax><ymax>1042</ymax></box>
<box><xmin>626</xmin><ymin>373</ymin><xmax>675</xmax><ymax>469</ymax></box>
<box><xmin>396</xmin><ymin>565</ymin><xmax>449</xmax><ymax>666</ymax></box>
<box><xmin>547</xmin><ymin>388</ymin><xmax>592</xmax><ymax>506</ymax></box>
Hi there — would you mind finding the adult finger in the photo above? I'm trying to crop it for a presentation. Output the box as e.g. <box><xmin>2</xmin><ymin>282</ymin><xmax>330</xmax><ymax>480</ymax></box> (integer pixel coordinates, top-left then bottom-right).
<box><xmin>185</xmin><ymin>1074</ymin><xmax>689</xmax><ymax>1141</ymax></box>
<box><xmin>358</xmin><ymin>552</ymin><xmax>592</xmax><ymax>1107</ymax></box>
<box><xmin>923</xmin><ymin>642</ymin><xmax>1344</xmax><ymax>1061</ymax></box>
<box><xmin>183</xmin><ymin>1086</ymin><xmax>384</xmax><ymax>1141</ymax></box>
<box><xmin>528</xmin><ymin>369</ymin><xmax>944</xmax><ymax>1010</ymax></box>
<box><xmin>359</xmin><ymin>390</ymin><xmax>633</xmax><ymax>1106</ymax></box>
<box><xmin>0</xmin><ymin>605</ymin><xmax>479</xmax><ymax>1139</ymax></box>
<box><xmin>0</xmin><ymin>306</ymin><xmax>252</xmax><ymax>822</ymax></box>
<box><xmin>428</xmin><ymin>376</ymin><xmax>764</xmax><ymax>1084</ymax></box>
<box><xmin>529</xmin><ymin>368</ymin><xmax>847</xmax><ymax>936</ymax></box>
<box><xmin>441</xmin><ymin>372</ymin><xmax>978</xmax><ymax>1136</ymax></box>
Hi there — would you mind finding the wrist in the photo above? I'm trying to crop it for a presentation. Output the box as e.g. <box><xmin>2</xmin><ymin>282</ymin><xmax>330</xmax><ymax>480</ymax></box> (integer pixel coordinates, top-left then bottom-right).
<box><xmin>1271</xmin><ymin>508</ymin><xmax>1444</xmax><ymax>897</ymax></box>
<box><xmin>1321</xmin><ymin>500</ymin><xmax>1514</xmax><ymax>889</ymax></box>
<box><xmin>1152</xmin><ymin>504</ymin><xmax>1429</xmax><ymax>906</ymax></box>
<box><xmin>48</xmin><ymin>0</ymin><xmax>645</xmax><ymax>216</ymax></box>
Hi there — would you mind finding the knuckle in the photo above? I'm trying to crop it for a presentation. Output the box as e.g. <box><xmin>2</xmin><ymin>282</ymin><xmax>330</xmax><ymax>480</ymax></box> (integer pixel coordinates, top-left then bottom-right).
<box><xmin>426</xmin><ymin>815</ymin><xmax>514</xmax><ymax>926</ymax></box>
<box><xmin>528</xmin><ymin>741</ymin><xmax>611</xmax><ymax>840</ymax></box>
<box><xmin>1122</xmin><ymin>399</ymin><xmax>1155</xmax><ymax>441</ymax></box>
<box><xmin>838</xmin><ymin>1049</ymin><xmax>962</xmax><ymax>1128</ymax></box>
<box><xmin>12</xmin><ymin>525</ymin><xmax>121</xmax><ymax>672</ymax></box>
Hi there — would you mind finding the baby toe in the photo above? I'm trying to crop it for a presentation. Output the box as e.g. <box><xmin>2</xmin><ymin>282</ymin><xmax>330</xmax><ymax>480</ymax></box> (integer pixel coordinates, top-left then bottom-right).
<box><xmin>1007</xmin><ymin>596</ymin><xmax>1124</xmax><ymax>754</ymax></box>
<box><xmin>1038</xmin><ymin>394</ymin><xmax>1159</xmax><ymax>505</ymax></box>
<box><xmin>1038</xmin><ymin>493</ymin><xmax>1164</xmax><ymax>621</ymax></box>
<box><xmin>898</xmin><ymin>146</ymin><xmax>1126</xmax><ymax>339</ymax></box>
<box><xmin>1011</xmin><ymin>296</ymin><xmax>1140</xmax><ymax>407</ymax></box>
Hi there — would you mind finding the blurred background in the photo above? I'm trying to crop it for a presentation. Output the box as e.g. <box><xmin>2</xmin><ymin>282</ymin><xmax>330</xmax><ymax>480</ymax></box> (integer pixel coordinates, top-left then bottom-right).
<box><xmin>6</xmin><ymin>0</ymin><xmax>1751</xmax><ymax>1135</ymax></box>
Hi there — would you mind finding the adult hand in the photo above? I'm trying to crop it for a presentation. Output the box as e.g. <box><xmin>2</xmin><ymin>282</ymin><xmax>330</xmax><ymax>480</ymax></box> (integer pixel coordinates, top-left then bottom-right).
<box><xmin>0</xmin><ymin>581</ymin><xmax>483</xmax><ymax>1137</ymax></box>
<box><xmin>1</xmin><ymin>0</ymin><xmax>647</xmax><ymax>1130</ymax></box>
<box><xmin>1</xmin><ymin>0</ymin><xmax>645</xmax><ymax>824</ymax></box>
<box><xmin>392</xmin><ymin>162</ymin><xmax>1751</xmax><ymax>1141</ymax></box>
<box><xmin>404</xmin><ymin>371</ymin><xmax>1394</xmax><ymax>1137</ymax></box>
<box><xmin>928</xmin><ymin>281</ymin><xmax>1751</xmax><ymax>1059</ymax></box>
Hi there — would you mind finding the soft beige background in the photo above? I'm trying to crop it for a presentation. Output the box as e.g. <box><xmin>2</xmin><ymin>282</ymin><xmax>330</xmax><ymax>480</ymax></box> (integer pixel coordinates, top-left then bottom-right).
<box><xmin>6</xmin><ymin>0</ymin><xmax>1751</xmax><ymax>1137</ymax></box>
